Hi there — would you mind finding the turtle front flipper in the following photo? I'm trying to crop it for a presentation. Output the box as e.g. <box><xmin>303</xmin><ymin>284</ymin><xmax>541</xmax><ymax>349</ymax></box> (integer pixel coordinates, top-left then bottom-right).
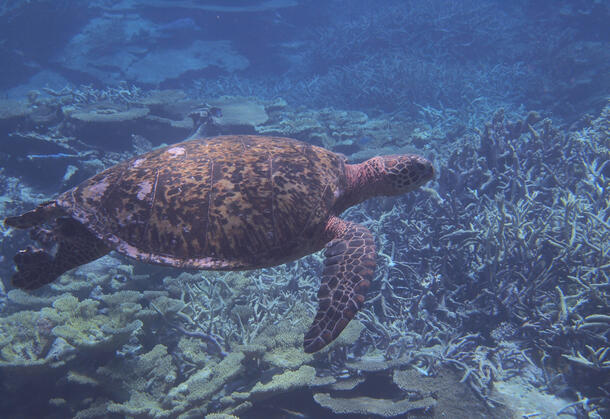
<box><xmin>304</xmin><ymin>217</ymin><xmax>376</xmax><ymax>353</ymax></box>
<box><xmin>11</xmin><ymin>218</ymin><xmax>110</xmax><ymax>290</ymax></box>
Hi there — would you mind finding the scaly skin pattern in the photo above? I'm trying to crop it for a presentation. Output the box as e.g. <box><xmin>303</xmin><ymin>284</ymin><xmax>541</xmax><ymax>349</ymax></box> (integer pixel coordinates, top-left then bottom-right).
<box><xmin>56</xmin><ymin>135</ymin><xmax>348</xmax><ymax>269</ymax></box>
<box><xmin>303</xmin><ymin>216</ymin><xmax>375</xmax><ymax>353</ymax></box>
<box><xmin>334</xmin><ymin>154</ymin><xmax>434</xmax><ymax>212</ymax></box>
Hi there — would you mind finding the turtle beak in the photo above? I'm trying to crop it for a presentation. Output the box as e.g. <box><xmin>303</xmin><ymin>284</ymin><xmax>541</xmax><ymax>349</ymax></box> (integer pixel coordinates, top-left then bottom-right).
<box><xmin>413</xmin><ymin>156</ymin><xmax>434</xmax><ymax>185</ymax></box>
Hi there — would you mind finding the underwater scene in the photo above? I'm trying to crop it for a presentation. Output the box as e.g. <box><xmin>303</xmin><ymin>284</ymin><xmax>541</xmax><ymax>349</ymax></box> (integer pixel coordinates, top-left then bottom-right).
<box><xmin>0</xmin><ymin>0</ymin><xmax>608</xmax><ymax>418</ymax></box>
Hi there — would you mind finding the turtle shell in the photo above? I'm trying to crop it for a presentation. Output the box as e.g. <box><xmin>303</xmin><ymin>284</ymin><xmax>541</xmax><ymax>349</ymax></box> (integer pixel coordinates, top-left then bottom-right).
<box><xmin>57</xmin><ymin>135</ymin><xmax>348</xmax><ymax>269</ymax></box>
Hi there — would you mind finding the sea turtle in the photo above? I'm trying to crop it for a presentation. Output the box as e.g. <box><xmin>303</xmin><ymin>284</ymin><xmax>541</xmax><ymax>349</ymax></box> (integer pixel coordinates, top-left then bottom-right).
<box><xmin>5</xmin><ymin>135</ymin><xmax>433</xmax><ymax>352</ymax></box>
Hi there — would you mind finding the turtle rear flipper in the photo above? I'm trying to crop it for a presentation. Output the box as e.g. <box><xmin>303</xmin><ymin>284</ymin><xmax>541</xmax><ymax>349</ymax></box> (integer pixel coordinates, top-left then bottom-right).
<box><xmin>11</xmin><ymin>218</ymin><xmax>110</xmax><ymax>290</ymax></box>
<box><xmin>12</xmin><ymin>247</ymin><xmax>58</xmax><ymax>290</ymax></box>
<box><xmin>304</xmin><ymin>217</ymin><xmax>376</xmax><ymax>353</ymax></box>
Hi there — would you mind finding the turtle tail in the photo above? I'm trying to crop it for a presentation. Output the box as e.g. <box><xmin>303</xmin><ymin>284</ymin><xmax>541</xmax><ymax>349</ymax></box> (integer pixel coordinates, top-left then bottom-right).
<box><xmin>12</xmin><ymin>247</ymin><xmax>60</xmax><ymax>290</ymax></box>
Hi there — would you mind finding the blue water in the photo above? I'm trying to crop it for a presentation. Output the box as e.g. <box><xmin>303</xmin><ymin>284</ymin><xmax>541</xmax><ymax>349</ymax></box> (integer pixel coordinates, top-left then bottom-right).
<box><xmin>0</xmin><ymin>1</ymin><xmax>608</xmax><ymax>418</ymax></box>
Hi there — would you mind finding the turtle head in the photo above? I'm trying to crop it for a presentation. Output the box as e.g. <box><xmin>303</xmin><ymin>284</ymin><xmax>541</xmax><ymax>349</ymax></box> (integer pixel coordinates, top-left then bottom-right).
<box><xmin>377</xmin><ymin>154</ymin><xmax>434</xmax><ymax>195</ymax></box>
<box><xmin>338</xmin><ymin>154</ymin><xmax>434</xmax><ymax>212</ymax></box>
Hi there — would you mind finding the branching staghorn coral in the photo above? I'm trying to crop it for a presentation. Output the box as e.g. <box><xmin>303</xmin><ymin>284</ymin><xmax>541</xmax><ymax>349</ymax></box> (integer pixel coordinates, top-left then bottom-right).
<box><xmin>347</xmin><ymin>105</ymin><xmax>609</xmax><ymax>413</ymax></box>
<box><xmin>159</xmin><ymin>260</ymin><xmax>317</xmax><ymax>355</ymax></box>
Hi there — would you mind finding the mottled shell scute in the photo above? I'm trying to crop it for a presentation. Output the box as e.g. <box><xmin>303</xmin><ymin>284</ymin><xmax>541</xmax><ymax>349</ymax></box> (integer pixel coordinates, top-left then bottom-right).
<box><xmin>57</xmin><ymin>135</ymin><xmax>348</xmax><ymax>269</ymax></box>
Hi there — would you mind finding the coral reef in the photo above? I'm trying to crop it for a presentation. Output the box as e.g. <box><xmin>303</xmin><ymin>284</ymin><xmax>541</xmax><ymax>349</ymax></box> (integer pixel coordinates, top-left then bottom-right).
<box><xmin>0</xmin><ymin>96</ymin><xmax>607</xmax><ymax>418</ymax></box>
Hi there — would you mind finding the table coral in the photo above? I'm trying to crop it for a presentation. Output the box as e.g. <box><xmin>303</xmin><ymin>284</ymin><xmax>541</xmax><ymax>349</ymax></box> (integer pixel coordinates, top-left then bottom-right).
<box><xmin>210</xmin><ymin>96</ymin><xmax>269</xmax><ymax>130</ymax></box>
<box><xmin>313</xmin><ymin>392</ymin><xmax>436</xmax><ymax>416</ymax></box>
<box><xmin>64</xmin><ymin>104</ymin><xmax>149</xmax><ymax>123</ymax></box>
